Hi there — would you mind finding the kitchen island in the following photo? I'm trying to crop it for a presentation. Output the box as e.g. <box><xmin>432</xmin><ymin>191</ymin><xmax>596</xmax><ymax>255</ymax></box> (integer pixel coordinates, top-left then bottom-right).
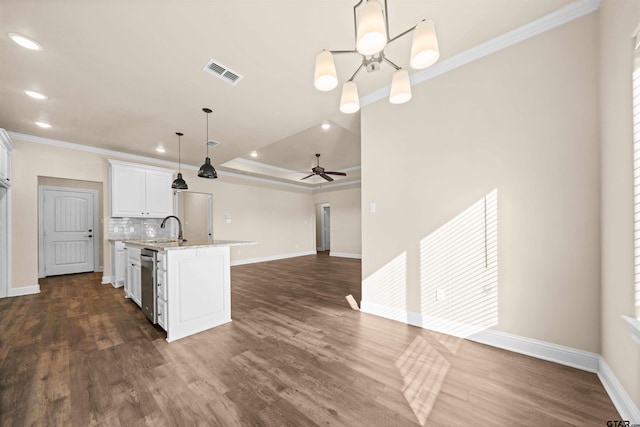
<box><xmin>123</xmin><ymin>239</ymin><xmax>255</xmax><ymax>342</ymax></box>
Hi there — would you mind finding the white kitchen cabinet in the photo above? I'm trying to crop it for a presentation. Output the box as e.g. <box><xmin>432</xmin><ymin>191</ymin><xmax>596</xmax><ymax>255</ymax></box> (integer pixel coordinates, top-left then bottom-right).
<box><xmin>109</xmin><ymin>160</ymin><xmax>174</xmax><ymax>218</ymax></box>
<box><xmin>156</xmin><ymin>251</ymin><xmax>167</xmax><ymax>331</ymax></box>
<box><xmin>110</xmin><ymin>241</ymin><xmax>126</xmax><ymax>288</ymax></box>
<box><xmin>124</xmin><ymin>246</ymin><xmax>142</xmax><ymax>306</ymax></box>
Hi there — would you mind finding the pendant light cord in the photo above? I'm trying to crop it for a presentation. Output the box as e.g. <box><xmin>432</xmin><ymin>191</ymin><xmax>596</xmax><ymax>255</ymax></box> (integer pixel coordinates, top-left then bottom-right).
<box><xmin>178</xmin><ymin>134</ymin><xmax>181</xmax><ymax>174</ymax></box>
<box><xmin>206</xmin><ymin>110</ymin><xmax>210</xmax><ymax>158</ymax></box>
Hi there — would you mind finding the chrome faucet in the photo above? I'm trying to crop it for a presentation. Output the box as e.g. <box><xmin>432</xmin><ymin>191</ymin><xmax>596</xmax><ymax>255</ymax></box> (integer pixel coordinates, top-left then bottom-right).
<box><xmin>160</xmin><ymin>215</ymin><xmax>185</xmax><ymax>242</ymax></box>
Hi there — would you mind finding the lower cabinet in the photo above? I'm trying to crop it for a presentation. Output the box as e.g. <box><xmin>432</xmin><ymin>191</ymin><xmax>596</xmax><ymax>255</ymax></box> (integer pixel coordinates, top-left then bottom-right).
<box><xmin>156</xmin><ymin>251</ymin><xmax>168</xmax><ymax>331</ymax></box>
<box><xmin>125</xmin><ymin>246</ymin><xmax>142</xmax><ymax>307</ymax></box>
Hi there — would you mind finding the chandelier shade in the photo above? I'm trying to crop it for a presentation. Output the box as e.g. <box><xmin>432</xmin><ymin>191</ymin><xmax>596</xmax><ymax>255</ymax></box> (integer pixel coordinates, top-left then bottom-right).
<box><xmin>314</xmin><ymin>50</ymin><xmax>338</xmax><ymax>91</ymax></box>
<box><xmin>356</xmin><ymin>0</ymin><xmax>388</xmax><ymax>56</ymax></box>
<box><xmin>389</xmin><ymin>69</ymin><xmax>412</xmax><ymax>104</ymax></box>
<box><xmin>340</xmin><ymin>81</ymin><xmax>360</xmax><ymax>114</ymax></box>
<box><xmin>410</xmin><ymin>20</ymin><xmax>440</xmax><ymax>70</ymax></box>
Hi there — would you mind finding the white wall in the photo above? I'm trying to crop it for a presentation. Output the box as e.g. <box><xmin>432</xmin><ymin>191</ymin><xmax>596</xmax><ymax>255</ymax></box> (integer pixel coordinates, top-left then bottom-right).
<box><xmin>361</xmin><ymin>15</ymin><xmax>601</xmax><ymax>353</ymax></box>
<box><xmin>598</xmin><ymin>0</ymin><xmax>640</xmax><ymax>408</ymax></box>
<box><xmin>9</xmin><ymin>136</ymin><xmax>316</xmax><ymax>289</ymax></box>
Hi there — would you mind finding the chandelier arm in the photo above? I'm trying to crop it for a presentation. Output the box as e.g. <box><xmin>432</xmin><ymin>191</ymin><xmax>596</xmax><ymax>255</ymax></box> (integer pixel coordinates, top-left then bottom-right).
<box><xmin>348</xmin><ymin>63</ymin><xmax>365</xmax><ymax>82</ymax></box>
<box><xmin>352</xmin><ymin>0</ymin><xmax>366</xmax><ymax>45</ymax></box>
<box><xmin>388</xmin><ymin>19</ymin><xmax>425</xmax><ymax>44</ymax></box>
<box><xmin>329</xmin><ymin>50</ymin><xmax>358</xmax><ymax>55</ymax></box>
<box><xmin>384</xmin><ymin>0</ymin><xmax>390</xmax><ymax>42</ymax></box>
<box><xmin>383</xmin><ymin>56</ymin><xmax>401</xmax><ymax>71</ymax></box>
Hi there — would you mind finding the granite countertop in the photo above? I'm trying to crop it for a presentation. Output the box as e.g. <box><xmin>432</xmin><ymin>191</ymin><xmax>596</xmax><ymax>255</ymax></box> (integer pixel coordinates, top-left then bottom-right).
<box><xmin>121</xmin><ymin>239</ymin><xmax>256</xmax><ymax>251</ymax></box>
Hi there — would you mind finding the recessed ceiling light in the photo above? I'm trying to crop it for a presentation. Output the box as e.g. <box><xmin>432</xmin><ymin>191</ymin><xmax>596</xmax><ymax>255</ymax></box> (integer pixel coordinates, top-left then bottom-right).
<box><xmin>35</xmin><ymin>121</ymin><xmax>51</xmax><ymax>128</ymax></box>
<box><xmin>250</xmin><ymin>150</ymin><xmax>258</xmax><ymax>158</ymax></box>
<box><xmin>8</xmin><ymin>33</ymin><xmax>43</xmax><ymax>51</ymax></box>
<box><xmin>24</xmin><ymin>90</ymin><xmax>47</xmax><ymax>100</ymax></box>
<box><xmin>156</xmin><ymin>147</ymin><xmax>166</xmax><ymax>153</ymax></box>
<box><xmin>321</xmin><ymin>123</ymin><xmax>331</xmax><ymax>130</ymax></box>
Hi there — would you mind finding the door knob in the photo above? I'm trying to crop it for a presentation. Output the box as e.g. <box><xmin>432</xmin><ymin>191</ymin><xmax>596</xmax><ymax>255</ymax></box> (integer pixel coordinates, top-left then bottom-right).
<box><xmin>85</xmin><ymin>235</ymin><xmax>93</xmax><ymax>238</ymax></box>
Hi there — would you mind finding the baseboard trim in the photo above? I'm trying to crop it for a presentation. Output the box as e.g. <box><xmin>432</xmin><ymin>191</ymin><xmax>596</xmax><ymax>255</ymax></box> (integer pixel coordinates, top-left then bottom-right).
<box><xmin>598</xmin><ymin>356</ymin><xmax>640</xmax><ymax>423</ymax></box>
<box><xmin>467</xmin><ymin>328</ymin><xmax>600</xmax><ymax>373</ymax></box>
<box><xmin>8</xmin><ymin>284</ymin><xmax>40</xmax><ymax>297</ymax></box>
<box><xmin>101</xmin><ymin>275</ymin><xmax>111</xmax><ymax>285</ymax></box>
<box><xmin>231</xmin><ymin>250</ymin><xmax>317</xmax><ymax>266</ymax></box>
<box><xmin>329</xmin><ymin>252</ymin><xmax>362</xmax><ymax>259</ymax></box>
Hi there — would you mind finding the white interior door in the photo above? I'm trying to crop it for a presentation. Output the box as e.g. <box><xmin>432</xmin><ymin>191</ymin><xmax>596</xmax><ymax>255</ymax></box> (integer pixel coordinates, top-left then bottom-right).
<box><xmin>43</xmin><ymin>188</ymin><xmax>95</xmax><ymax>276</ymax></box>
<box><xmin>323</xmin><ymin>206</ymin><xmax>331</xmax><ymax>251</ymax></box>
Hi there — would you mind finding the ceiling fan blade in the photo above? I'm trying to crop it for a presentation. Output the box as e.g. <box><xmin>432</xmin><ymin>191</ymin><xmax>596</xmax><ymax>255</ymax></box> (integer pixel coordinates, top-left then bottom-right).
<box><xmin>320</xmin><ymin>173</ymin><xmax>334</xmax><ymax>182</ymax></box>
<box><xmin>300</xmin><ymin>174</ymin><xmax>315</xmax><ymax>180</ymax></box>
<box><xmin>324</xmin><ymin>171</ymin><xmax>347</xmax><ymax>176</ymax></box>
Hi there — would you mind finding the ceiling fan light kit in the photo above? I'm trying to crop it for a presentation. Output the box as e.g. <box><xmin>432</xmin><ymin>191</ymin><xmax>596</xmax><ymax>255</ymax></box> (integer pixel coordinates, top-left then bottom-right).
<box><xmin>171</xmin><ymin>132</ymin><xmax>188</xmax><ymax>190</ymax></box>
<box><xmin>314</xmin><ymin>0</ymin><xmax>440</xmax><ymax>113</ymax></box>
<box><xmin>198</xmin><ymin>107</ymin><xmax>218</xmax><ymax>179</ymax></box>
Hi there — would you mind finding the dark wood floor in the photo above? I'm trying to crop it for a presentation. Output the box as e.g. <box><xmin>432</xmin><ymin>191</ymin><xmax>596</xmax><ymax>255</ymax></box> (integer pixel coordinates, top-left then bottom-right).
<box><xmin>0</xmin><ymin>254</ymin><xmax>619</xmax><ymax>426</ymax></box>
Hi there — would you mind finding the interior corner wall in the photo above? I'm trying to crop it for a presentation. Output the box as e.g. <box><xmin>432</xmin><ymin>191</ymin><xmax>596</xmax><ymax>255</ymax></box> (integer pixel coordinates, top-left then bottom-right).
<box><xmin>598</xmin><ymin>0</ymin><xmax>640</xmax><ymax>407</ymax></box>
<box><xmin>313</xmin><ymin>186</ymin><xmax>362</xmax><ymax>256</ymax></box>
<box><xmin>360</xmin><ymin>14</ymin><xmax>601</xmax><ymax>353</ymax></box>
<box><xmin>9</xmin><ymin>137</ymin><xmax>315</xmax><ymax>289</ymax></box>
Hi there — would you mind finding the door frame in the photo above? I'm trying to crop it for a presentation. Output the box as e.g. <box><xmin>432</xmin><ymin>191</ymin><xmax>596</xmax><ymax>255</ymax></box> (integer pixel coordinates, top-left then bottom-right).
<box><xmin>0</xmin><ymin>184</ymin><xmax>9</xmax><ymax>298</ymax></box>
<box><xmin>38</xmin><ymin>185</ymin><xmax>100</xmax><ymax>278</ymax></box>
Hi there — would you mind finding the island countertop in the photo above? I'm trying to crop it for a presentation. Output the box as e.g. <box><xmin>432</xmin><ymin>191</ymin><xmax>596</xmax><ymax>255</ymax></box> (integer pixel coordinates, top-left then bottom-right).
<box><xmin>122</xmin><ymin>239</ymin><xmax>256</xmax><ymax>251</ymax></box>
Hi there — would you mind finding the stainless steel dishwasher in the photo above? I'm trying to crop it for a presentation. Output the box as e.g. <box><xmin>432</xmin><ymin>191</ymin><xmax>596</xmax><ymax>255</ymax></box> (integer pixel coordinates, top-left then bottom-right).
<box><xmin>140</xmin><ymin>248</ymin><xmax>157</xmax><ymax>324</ymax></box>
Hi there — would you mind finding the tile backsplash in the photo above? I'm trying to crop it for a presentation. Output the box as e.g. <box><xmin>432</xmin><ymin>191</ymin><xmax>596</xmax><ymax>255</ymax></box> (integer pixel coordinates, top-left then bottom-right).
<box><xmin>108</xmin><ymin>217</ymin><xmax>174</xmax><ymax>240</ymax></box>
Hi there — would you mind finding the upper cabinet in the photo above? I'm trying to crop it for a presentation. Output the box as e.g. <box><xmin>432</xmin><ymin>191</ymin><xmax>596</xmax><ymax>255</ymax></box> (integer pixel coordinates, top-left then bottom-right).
<box><xmin>0</xmin><ymin>129</ymin><xmax>14</xmax><ymax>187</ymax></box>
<box><xmin>109</xmin><ymin>160</ymin><xmax>174</xmax><ymax>218</ymax></box>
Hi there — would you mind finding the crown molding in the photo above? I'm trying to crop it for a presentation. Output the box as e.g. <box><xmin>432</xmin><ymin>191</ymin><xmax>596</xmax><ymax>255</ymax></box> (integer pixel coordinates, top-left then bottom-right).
<box><xmin>9</xmin><ymin>131</ymin><xmax>182</xmax><ymax>169</ymax></box>
<box><xmin>361</xmin><ymin>0</ymin><xmax>601</xmax><ymax>107</ymax></box>
<box><xmin>8</xmin><ymin>131</ymin><xmax>359</xmax><ymax>192</ymax></box>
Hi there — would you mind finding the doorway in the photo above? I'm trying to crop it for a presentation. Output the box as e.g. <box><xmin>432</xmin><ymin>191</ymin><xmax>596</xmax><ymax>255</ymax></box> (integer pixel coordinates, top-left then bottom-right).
<box><xmin>38</xmin><ymin>186</ymin><xmax>100</xmax><ymax>277</ymax></box>
<box><xmin>316</xmin><ymin>203</ymin><xmax>331</xmax><ymax>252</ymax></box>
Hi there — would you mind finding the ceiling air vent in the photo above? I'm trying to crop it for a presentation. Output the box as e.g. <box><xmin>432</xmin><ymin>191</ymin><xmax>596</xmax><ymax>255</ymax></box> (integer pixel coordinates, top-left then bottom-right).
<box><xmin>203</xmin><ymin>139</ymin><xmax>220</xmax><ymax>148</ymax></box>
<box><xmin>203</xmin><ymin>59</ymin><xmax>243</xmax><ymax>86</ymax></box>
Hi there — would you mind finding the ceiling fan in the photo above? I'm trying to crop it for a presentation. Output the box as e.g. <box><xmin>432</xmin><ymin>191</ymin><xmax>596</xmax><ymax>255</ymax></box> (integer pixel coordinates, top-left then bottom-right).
<box><xmin>301</xmin><ymin>154</ymin><xmax>346</xmax><ymax>182</ymax></box>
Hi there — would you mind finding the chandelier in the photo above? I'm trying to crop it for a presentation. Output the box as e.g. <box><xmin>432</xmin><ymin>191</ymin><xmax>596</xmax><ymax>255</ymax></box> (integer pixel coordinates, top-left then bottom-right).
<box><xmin>314</xmin><ymin>0</ymin><xmax>440</xmax><ymax>113</ymax></box>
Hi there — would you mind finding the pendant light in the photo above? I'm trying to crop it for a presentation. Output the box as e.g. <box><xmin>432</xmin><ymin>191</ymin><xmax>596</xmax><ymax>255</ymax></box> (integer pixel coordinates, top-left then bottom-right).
<box><xmin>171</xmin><ymin>132</ymin><xmax>188</xmax><ymax>190</ymax></box>
<box><xmin>198</xmin><ymin>107</ymin><xmax>218</xmax><ymax>179</ymax></box>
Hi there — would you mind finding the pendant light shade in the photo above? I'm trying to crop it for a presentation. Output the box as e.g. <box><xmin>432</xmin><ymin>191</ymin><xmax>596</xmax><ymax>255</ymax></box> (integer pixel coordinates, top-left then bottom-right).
<box><xmin>340</xmin><ymin>81</ymin><xmax>360</xmax><ymax>114</ymax></box>
<box><xmin>171</xmin><ymin>132</ymin><xmax>189</xmax><ymax>189</ymax></box>
<box><xmin>389</xmin><ymin>69</ymin><xmax>412</xmax><ymax>104</ymax></box>
<box><xmin>356</xmin><ymin>0</ymin><xmax>387</xmax><ymax>56</ymax></box>
<box><xmin>198</xmin><ymin>157</ymin><xmax>217</xmax><ymax>179</ymax></box>
<box><xmin>410</xmin><ymin>20</ymin><xmax>440</xmax><ymax>70</ymax></box>
<box><xmin>198</xmin><ymin>108</ymin><xmax>218</xmax><ymax>179</ymax></box>
<box><xmin>314</xmin><ymin>50</ymin><xmax>338</xmax><ymax>91</ymax></box>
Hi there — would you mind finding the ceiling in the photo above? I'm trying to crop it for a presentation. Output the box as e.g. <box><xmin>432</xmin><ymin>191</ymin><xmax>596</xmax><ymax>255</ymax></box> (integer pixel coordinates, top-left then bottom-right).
<box><xmin>0</xmin><ymin>0</ymin><xmax>574</xmax><ymax>187</ymax></box>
